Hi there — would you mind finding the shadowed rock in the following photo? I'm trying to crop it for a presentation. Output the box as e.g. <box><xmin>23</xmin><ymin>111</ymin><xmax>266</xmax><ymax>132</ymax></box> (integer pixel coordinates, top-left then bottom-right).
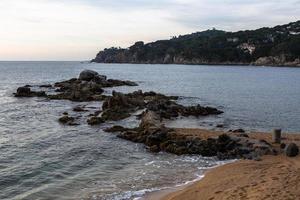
<box><xmin>286</xmin><ymin>143</ymin><xmax>299</xmax><ymax>157</ymax></box>
<box><xmin>110</xmin><ymin>110</ymin><xmax>276</xmax><ymax>160</ymax></box>
<box><xmin>87</xmin><ymin>117</ymin><xmax>104</xmax><ymax>126</ymax></box>
<box><xmin>101</xmin><ymin>90</ymin><xmax>222</xmax><ymax>121</ymax></box>
<box><xmin>14</xmin><ymin>70</ymin><xmax>138</xmax><ymax>102</ymax></box>
<box><xmin>58</xmin><ymin>115</ymin><xmax>75</xmax><ymax>125</ymax></box>
<box><xmin>14</xmin><ymin>87</ymin><xmax>46</xmax><ymax>97</ymax></box>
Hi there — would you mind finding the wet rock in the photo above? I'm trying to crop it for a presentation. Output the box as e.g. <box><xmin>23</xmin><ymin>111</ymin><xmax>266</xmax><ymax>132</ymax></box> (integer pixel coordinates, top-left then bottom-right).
<box><xmin>17</xmin><ymin>70</ymin><xmax>137</xmax><ymax>102</ymax></box>
<box><xmin>87</xmin><ymin>117</ymin><xmax>104</xmax><ymax>125</ymax></box>
<box><xmin>15</xmin><ymin>87</ymin><xmax>46</xmax><ymax>97</ymax></box>
<box><xmin>73</xmin><ymin>106</ymin><xmax>86</xmax><ymax>112</ymax></box>
<box><xmin>104</xmin><ymin>79</ymin><xmax>138</xmax><ymax>87</ymax></box>
<box><xmin>216</xmin><ymin>124</ymin><xmax>224</xmax><ymax>128</ymax></box>
<box><xmin>104</xmin><ymin>126</ymin><xmax>128</xmax><ymax>133</ymax></box>
<box><xmin>59</xmin><ymin>115</ymin><xmax>75</xmax><ymax>125</ymax></box>
<box><xmin>286</xmin><ymin>143</ymin><xmax>299</xmax><ymax>157</ymax></box>
<box><xmin>17</xmin><ymin>87</ymin><xmax>31</xmax><ymax>95</ymax></box>
<box><xmin>149</xmin><ymin>145</ymin><xmax>160</xmax><ymax>153</ymax></box>
<box><xmin>115</xmin><ymin>109</ymin><xmax>278</xmax><ymax>160</ymax></box>
<box><xmin>40</xmin><ymin>84</ymin><xmax>52</xmax><ymax>88</ymax></box>
<box><xmin>101</xmin><ymin>91</ymin><xmax>145</xmax><ymax>121</ymax></box>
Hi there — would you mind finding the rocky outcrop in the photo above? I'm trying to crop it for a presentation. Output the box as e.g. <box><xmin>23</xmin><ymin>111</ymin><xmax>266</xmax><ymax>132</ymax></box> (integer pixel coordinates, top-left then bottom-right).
<box><xmin>58</xmin><ymin>115</ymin><xmax>78</xmax><ymax>126</ymax></box>
<box><xmin>100</xmin><ymin>90</ymin><xmax>222</xmax><ymax>121</ymax></box>
<box><xmin>79</xmin><ymin>70</ymin><xmax>107</xmax><ymax>82</ymax></box>
<box><xmin>14</xmin><ymin>70</ymin><xmax>138</xmax><ymax>102</ymax></box>
<box><xmin>253</xmin><ymin>56</ymin><xmax>300</xmax><ymax>67</ymax></box>
<box><xmin>14</xmin><ymin>87</ymin><xmax>46</xmax><ymax>97</ymax></box>
<box><xmin>108</xmin><ymin>111</ymin><xmax>276</xmax><ymax>160</ymax></box>
<box><xmin>87</xmin><ymin>116</ymin><xmax>105</xmax><ymax>126</ymax></box>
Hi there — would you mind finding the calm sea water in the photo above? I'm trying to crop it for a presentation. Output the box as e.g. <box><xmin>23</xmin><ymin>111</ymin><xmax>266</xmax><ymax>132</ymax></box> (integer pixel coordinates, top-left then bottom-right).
<box><xmin>0</xmin><ymin>61</ymin><xmax>299</xmax><ymax>200</ymax></box>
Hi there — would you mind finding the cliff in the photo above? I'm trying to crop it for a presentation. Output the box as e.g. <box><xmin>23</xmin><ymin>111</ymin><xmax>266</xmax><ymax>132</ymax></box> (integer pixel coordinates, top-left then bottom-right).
<box><xmin>92</xmin><ymin>21</ymin><xmax>300</xmax><ymax>67</ymax></box>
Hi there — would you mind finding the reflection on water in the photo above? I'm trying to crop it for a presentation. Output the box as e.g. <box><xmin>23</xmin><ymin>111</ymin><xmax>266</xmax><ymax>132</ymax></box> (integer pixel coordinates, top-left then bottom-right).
<box><xmin>0</xmin><ymin>61</ymin><xmax>299</xmax><ymax>199</ymax></box>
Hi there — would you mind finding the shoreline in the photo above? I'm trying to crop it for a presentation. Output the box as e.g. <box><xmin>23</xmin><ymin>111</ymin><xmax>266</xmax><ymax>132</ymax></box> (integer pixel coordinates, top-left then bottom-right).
<box><xmin>90</xmin><ymin>62</ymin><xmax>300</xmax><ymax>68</ymax></box>
<box><xmin>144</xmin><ymin>128</ymin><xmax>300</xmax><ymax>200</ymax></box>
<box><xmin>142</xmin><ymin>160</ymin><xmax>235</xmax><ymax>200</ymax></box>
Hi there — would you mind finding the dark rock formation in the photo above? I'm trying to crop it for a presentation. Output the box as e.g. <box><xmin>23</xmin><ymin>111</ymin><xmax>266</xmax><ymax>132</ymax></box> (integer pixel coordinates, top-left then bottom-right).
<box><xmin>40</xmin><ymin>84</ymin><xmax>52</xmax><ymax>88</ymax></box>
<box><xmin>14</xmin><ymin>87</ymin><xmax>46</xmax><ymax>97</ymax></box>
<box><xmin>73</xmin><ymin>106</ymin><xmax>87</xmax><ymax>112</ymax></box>
<box><xmin>79</xmin><ymin>70</ymin><xmax>107</xmax><ymax>82</ymax></box>
<box><xmin>104</xmin><ymin>125</ymin><xmax>129</xmax><ymax>133</ymax></box>
<box><xmin>87</xmin><ymin>117</ymin><xmax>104</xmax><ymax>126</ymax></box>
<box><xmin>101</xmin><ymin>90</ymin><xmax>222</xmax><ymax>121</ymax></box>
<box><xmin>58</xmin><ymin>115</ymin><xmax>76</xmax><ymax>125</ymax></box>
<box><xmin>111</xmin><ymin>111</ymin><xmax>276</xmax><ymax>160</ymax></box>
<box><xmin>14</xmin><ymin>70</ymin><xmax>138</xmax><ymax>102</ymax></box>
<box><xmin>285</xmin><ymin>143</ymin><xmax>299</xmax><ymax>157</ymax></box>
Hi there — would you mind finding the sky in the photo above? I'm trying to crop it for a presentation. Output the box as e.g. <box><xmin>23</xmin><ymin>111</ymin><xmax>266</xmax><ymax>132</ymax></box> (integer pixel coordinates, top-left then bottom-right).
<box><xmin>0</xmin><ymin>0</ymin><xmax>299</xmax><ymax>61</ymax></box>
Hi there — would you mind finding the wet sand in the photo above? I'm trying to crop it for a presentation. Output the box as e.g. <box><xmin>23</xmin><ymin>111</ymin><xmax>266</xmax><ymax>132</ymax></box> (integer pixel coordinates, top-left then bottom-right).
<box><xmin>145</xmin><ymin>128</ymin><xmax>300</xmax><ymax>200</ymax></box>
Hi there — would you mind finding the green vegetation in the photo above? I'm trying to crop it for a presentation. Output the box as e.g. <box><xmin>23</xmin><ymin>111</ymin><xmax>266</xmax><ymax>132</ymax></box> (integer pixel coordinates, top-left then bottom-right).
<box><xmin>92</xmin><ymin>21</ymin><xmax>300</xmax><ymax>66</ymax></box>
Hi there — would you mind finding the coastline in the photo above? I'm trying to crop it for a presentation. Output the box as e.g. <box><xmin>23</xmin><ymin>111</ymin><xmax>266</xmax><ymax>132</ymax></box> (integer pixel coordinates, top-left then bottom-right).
<box><xmin>144</xmin><ymin>128</ymin><xmax>300</xmax><ymax>200</ymax></box>
<box><xmin>90</xmin><ymin>61</ymin><xmax>300</xmax><ymax>68</ymax></box>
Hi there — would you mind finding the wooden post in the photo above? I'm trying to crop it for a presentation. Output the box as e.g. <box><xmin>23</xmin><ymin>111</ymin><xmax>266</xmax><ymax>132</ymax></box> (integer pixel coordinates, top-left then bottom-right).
<box><xmin>272</xmin><ymin>129</ymin><xmax>281</xmax><ymax>143</ymax></box>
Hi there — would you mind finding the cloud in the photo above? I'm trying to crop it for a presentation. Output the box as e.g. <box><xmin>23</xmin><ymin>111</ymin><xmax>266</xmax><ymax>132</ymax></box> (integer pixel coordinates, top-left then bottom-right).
<box><xmin>0</xmin><ymin>0</ymin><xmax>299</xmax><ymax>60</ymax></box>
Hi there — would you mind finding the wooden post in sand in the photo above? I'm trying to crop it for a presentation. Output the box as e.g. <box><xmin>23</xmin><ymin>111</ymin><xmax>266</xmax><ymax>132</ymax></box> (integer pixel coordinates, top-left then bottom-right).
<box><xmin>272</xmin><ymin>129</ymin><xmax>281</xmax><ymax>144</ymax></box>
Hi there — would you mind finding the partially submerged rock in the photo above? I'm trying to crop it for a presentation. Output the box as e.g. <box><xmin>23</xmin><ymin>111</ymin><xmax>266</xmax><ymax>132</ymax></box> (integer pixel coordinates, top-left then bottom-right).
<box><xmin>73</xmin><ymin>105</ymin><xmax>87</xmax><ymax>112</ymax></box>
<box><xmin>104</xmin><ymin>125</ymin><xmax>129</xmax><ymax>133</ymax></box>
<box><xmin>59</xmin><ymin>115</ymin><xmax>75</xmax><ymax>125</ymax></box>
<box><xmin>111</xmin><ymin>111</ymin><xmax>276</xmax><ymax>160</ymax></box>
<box><xmin>101</xmin><ymin>90</ymin><xmax>222</xmax><ymax>121</ymax></box>
<box><xmin>14</xmin><ymin>87</ymin><xmax>46</xmax><ymax>97</ymax></box>
<box><xmin>87</xmin><ymin>116</ymin><xmax>105</xmax><ymax>125</ymax></box>
<box><xmin>14</xmin><ymin>70</ymin><xmax>138</xmax><ymax>102</ymax></box>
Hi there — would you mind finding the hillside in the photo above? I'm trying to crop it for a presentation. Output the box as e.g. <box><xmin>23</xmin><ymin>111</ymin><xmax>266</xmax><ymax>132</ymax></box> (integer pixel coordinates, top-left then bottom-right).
<box><xmin>92</xmin><ymin>21</ymin><xmax>300</xmax><ymax>66</ymax></box>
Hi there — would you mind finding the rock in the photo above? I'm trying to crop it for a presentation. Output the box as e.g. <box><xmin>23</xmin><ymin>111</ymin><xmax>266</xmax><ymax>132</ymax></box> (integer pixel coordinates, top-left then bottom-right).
<box><xmin>63</xmin><ymin>112</ymin><xmax>69</xmax><ymax>115</ymax></box>
<box><xmin>73</xmin><ymin>106</ymin><xmax>86</xmax><ymax>112</ymax></box>
<box><xmin>104</xmin><ymin>126</ymin><xmax>128</xmax><ymax>133</ymax></box>
<box><xmin>40</xmin><ymin>84</ymin><xmax>52</xmax><ymax>88</ymax></box>
<box><xmin>101</xmin><ymin>91</ymin><xmax>145</xmax><ymax>121</ymax></box>
<box><xmin>79</xmin><ymin>70</ymin><xmax>105</xmax><ymax>81</ymax></box>
<box><xmin>285</xmin><ymin>143</ymin><xmax>299</xmax><ymax>157</ymax></box>
<box><xmin>58</xmin><ymin>115</ymin><xmax>75</xmax><ymax>124</ymax></box>
<box><xmin>149</xmin><ymin>145</ymin><xmax>160</xmax><ymax>153</ymax></box>
<box><xmin>216</xmin><ymin>124</ymin><xmax>224</xmax><ymax>128</ymax></box>
<box><xmin>48</xmin><ymin>73</ymin><xmax>136</xmax><ymax>102</ymax></box>
<box><xmin>232</xmin><ymin>129</ymin><xmax>245</xmax><ymax>133</ymax></box>
<box><xmin>87</xmin><ymin>117</ymin><xmax>104</xmax><ymax>125</ymax></box>
<box><xmin>15</xmin><ymin>87</ymin><xmax>46</xmax><ymax>97</ymax></box>
<box><xmin>16</xmin><ymin>87</ymin><xmax>31</xmax><ymax>96</ymax></box>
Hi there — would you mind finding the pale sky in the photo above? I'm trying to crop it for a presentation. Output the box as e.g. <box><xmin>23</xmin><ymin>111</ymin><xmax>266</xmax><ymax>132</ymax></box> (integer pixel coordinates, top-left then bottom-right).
<box><xmin>0</xmin><ymin>0</ymin><xmax>299</xmax><ymax>61</ymax></box>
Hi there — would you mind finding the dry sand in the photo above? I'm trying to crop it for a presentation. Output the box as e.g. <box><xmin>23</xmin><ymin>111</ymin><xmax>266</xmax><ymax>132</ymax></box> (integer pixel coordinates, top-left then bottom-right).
<box><xmin>145</xmin><ymin>128</ymin><xmax>300</xmax><ymax>200</ymax></box>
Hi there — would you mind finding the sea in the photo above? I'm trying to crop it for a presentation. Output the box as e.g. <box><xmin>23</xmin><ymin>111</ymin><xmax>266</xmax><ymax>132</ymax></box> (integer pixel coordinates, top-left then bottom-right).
<box><xmin>0</xmin><ymin>61</ymin><xmax>300</xmax><ymax>199</ymax></box>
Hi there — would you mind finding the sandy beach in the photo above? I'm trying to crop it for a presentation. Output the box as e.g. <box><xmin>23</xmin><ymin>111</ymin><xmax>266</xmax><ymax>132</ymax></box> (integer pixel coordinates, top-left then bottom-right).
<box><xmin>146</xmin><ymin>128</ymin><xmax>300</xmax><ymax>200</ymax></box>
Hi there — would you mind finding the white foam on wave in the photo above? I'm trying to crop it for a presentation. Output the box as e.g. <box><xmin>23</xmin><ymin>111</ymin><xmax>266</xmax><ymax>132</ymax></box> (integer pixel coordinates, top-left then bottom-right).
<box><xmin>115</xmin><ymin>158</ymin><xmax>237</xmax><ymax>200</ymax></box>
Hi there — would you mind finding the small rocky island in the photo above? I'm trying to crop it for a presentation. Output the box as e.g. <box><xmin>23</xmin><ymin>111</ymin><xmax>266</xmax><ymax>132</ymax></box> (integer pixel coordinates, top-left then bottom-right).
<box><xmin>14</xmin><ymin>70</ymin><xmax>298</xmax><ymax>161</ymax></box>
